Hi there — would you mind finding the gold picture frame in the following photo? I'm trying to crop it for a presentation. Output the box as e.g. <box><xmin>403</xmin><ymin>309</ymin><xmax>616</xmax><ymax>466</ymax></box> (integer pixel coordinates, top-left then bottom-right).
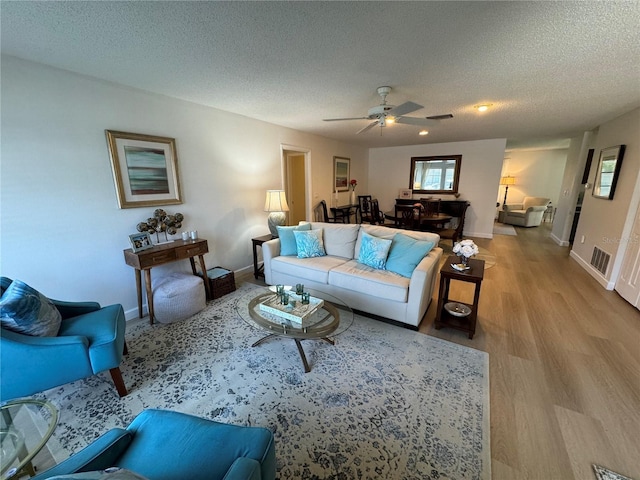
<box><xmin>106</xmin><ymin>130</ymin><xmax>182</xmax><ymax>209</ymax></box>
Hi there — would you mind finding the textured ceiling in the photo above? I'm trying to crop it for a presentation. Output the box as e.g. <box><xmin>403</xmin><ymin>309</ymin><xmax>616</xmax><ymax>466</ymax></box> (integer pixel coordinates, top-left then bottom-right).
<box><xmin>2</xmin><ymin>1</ymin><xmax>639</xmax><ymax>150</ymax></box>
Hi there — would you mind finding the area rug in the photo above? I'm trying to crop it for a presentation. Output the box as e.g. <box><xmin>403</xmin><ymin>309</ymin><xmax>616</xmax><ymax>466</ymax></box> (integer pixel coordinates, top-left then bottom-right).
<box><xmin>35</xmin><ymin>284</ymin><xmax>491</xmax><ymax>480</ymax></box>
<box><xmin>593</xmin><ymin>465</ymin><xmax>636</xmax><ymax>480</ymax></box>
<box><xmin>492</xmin><ymin>222</ymin><xmax>517</xmax><ymax>236</ymax></box>
<box><xmin>439</xmin><ymin>242</ymin><xmax>497</xmax><ymax>269</ymax></box>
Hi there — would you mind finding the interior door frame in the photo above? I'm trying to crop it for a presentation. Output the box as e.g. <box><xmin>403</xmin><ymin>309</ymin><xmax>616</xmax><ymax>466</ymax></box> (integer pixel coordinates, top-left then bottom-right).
<box><xmin>280</xmin><ymin>144</ymin><xmax>311</xmax><ymax>222</ymax></box>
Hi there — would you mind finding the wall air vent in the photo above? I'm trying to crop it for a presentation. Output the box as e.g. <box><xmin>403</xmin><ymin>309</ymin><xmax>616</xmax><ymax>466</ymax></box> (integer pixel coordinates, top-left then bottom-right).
<box><xmin>590</xmin><ymin>246</ymin><xmax>610</xmax><ymax>275</ymax></box>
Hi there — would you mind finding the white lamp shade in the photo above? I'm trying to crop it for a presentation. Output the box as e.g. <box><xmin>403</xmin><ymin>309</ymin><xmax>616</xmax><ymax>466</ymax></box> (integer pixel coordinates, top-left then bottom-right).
<box><xmin>264</xmin><ymin>190</ymin><xmax>290</xmax><ymax>212</ymax></box>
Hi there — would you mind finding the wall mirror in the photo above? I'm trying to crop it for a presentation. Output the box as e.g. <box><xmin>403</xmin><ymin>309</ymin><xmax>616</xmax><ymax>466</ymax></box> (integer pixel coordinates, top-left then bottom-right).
<box><xmin>592</xmin><ymin>145</ymin><xmax>625</xmax><ymax>200</ymax></box>
<box><xmin>410</xmin><ymin>155</ymin><xmax>462</xmax><ymax>195</ymax></box>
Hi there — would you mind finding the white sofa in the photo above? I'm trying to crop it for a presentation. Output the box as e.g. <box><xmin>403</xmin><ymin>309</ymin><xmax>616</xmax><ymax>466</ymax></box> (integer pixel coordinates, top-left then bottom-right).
<box><xmin>503</xmin><ymin>196</ymin><xmax>550</xmax><ymax>227</ymax></box>
<box><xmin>262</xmin><ymin>222</ymin><xmax>443</xmax><ymax>329</ymax></box>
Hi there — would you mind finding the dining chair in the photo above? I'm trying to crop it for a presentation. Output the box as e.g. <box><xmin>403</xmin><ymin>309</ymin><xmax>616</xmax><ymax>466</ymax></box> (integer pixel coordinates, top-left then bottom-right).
<box><xmin>358</xmin><ymin>195</ymin><xmax>373</xmax><ymax>223</ymax></box>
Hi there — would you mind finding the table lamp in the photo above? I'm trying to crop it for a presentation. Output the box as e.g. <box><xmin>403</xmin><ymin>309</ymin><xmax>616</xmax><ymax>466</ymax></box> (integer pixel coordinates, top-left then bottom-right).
<box><xmin>264</xmin><ymin>190</ymin><xmax>289</xmax><ymax>237</ymax></box>
<box><xmin>499</xmin><ymin>176</ymin><xmax>516</xmax><ymax>209</ymax></box>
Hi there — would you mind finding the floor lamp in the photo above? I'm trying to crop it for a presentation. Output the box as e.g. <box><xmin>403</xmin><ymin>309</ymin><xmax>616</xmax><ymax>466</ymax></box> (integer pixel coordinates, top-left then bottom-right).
<box><xmin>264</xmin><ymin>190</ymin><xmax>289</xmax><ymax>237</ymax></box>
<box><xmin>500</xmin><ymin>176</ymin><xmax>516</xmax><ymax>209</ymax></box>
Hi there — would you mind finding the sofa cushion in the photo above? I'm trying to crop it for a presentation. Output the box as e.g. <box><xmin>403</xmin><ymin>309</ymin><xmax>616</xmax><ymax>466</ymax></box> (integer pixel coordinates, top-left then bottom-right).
<box><xmin>277</xmin><ymin>223</ymin><xmax>311</xmax><ymax>256</ymax></box>
<box><xmin>0</xmin><ymin>279</ymin><xmax>62</xmax><ymax>337</ymax></box>
<box><xmin>329</xmin><ymin>260</ymin><xmax>410</xmax><ymax>302</ymax></box>
<box><xmin>358</xmin><ymin>231</ymin><xmax>392</xmax><ymax>269</ymax></box>
<box><xmin>310</xmin><ymin>222</ymin><xmax>360</xmax><ymax>258</ymax></box>
<box><xmin>385</xmin><ymin>233</ymin><xmax>436</xmax><ymax>278</ymax></box>
<box><xmin>356</xmin><ymin>225</ymin><xmax>440</xmax><ymax>258</ymax></box>
<box><xmin>271</xmin><ymin>255</ymin><xmax>349</xmax><ymax>284</ymax></box>
<box><xmin>522</xmin><ymin>196</ymin><xmax>550</xmax><ymax>210</ymax></box>
<box><xmin>294</xmin><ymin>229</ymin><xmax>326</xmax><ymax>258</ymax></box>
<box><xmin>506</xmin><ymin>209</ymin><xmax>527</xmax><ymax>218</ymax></box>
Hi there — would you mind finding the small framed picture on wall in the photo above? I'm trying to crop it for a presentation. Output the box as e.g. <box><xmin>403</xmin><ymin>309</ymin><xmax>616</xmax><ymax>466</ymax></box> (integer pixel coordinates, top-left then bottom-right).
<box><xmin>334</xmin><ymin>156</ymin><xmax>350</xmax><ymax>192</ymax></box>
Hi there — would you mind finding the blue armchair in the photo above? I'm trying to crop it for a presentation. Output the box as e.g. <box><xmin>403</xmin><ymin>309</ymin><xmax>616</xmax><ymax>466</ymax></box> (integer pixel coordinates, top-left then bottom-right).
<box><xmin>31</xmin><ymin>409</ymin><xmax>276</xmax><ymax>480</ymax></box>
<box><xmin>0</xmin><ymin>277</ymin><xmax>127</xmax><ymax>401</ymax></box>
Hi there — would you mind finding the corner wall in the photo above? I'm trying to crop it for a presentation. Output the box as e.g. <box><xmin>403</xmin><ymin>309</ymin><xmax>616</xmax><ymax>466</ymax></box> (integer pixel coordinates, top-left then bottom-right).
<box><xmin>570</xmin><ymin>108</ymin><xmax>640</xmax><ymax>288</ymax></box>
<box><xmin>0</xmin><ymin>56</ymin><xmax>368</xmax><ymax>318</ymax></box>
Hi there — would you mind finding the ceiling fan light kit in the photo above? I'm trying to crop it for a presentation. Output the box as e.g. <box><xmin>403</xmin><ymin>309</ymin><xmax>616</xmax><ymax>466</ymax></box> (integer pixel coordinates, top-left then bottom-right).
<box><xmin>323</xmin><ymin>86</ymin><xmax>453</xmax><ymax>135</ymax></box>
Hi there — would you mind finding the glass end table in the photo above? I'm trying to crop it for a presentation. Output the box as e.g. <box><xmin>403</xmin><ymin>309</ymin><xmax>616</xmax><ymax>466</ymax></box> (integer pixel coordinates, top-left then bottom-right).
<box><xmin>1</xmin><ymin>399</ymin><xmax>59</xmax><ymax>479</ymax></box>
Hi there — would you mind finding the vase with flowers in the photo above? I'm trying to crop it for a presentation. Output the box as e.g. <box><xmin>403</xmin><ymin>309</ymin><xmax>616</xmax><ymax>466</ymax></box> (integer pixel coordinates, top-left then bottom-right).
<box><xmin>349</xmin><ymin>179</ymin><xmax>357</xmax><ymax>205</ymax></box>
<box><xmin>452</xmin><ymin>239</ymin><xmax>479</xmax><ymax>266</ymax></box>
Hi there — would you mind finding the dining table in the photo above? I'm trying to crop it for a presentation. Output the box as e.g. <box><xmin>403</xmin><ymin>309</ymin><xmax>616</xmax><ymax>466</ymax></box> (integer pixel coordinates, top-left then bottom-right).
<box><xmin>330</xmin><ymin>203</ymin><xmax>361</xmax><ymax>224</ymax></box>
<box><xmin>383</xmin><ymin>209</ymin><xmax>452</xmax><ymax>230</ymax></box>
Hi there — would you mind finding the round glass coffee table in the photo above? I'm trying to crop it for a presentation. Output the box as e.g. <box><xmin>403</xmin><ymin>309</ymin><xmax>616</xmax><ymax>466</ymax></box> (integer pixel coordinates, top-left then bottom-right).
<box><xmin>236</xmin><ymin>287</ymin><xmax>354</xmax><ymax>372</ymax></box>
<box><xmin>1</xmin><ymin>399</ymin><xmax>59</xmax><ymax>479</ymax></box>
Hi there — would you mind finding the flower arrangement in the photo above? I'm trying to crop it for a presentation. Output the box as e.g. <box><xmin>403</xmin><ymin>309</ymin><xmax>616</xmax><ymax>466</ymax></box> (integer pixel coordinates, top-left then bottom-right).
<box><xmin>137</xmin><ymin>209</ymin><xmax>184</xmax><ymax>243</ymax></box>
<box><xmin>452</xmin><ymin>239</ymin><xmax>479</xmax><ymax>263</ymax></box>
<box><xmin>349</xmin><ymin>179</ymin><xmax>357</xmax><ymax>190</ymax></box>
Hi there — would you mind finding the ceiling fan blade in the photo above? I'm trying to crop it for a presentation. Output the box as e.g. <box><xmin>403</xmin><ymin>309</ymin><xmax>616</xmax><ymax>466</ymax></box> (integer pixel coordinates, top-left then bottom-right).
<box><xmin>387</xmin><ymin>101</ymin><xmax>423</xmax><ymax>117</ymax></box>
<box><xmin>323</xmin><ymin>116</ymin><xmax>370</xmax><ymax>122</ymax></box>
<box><xmin>395</xmin><ymin>116</ymin><xmax>438</xmax><ymax>126</ymax></box>
<box><xmin>426</xmin><ymin>113</ymin><xmax>454</xmax><ymax>120</ymax></box>
<box><xmin>356</xmin><ymin>121</ymin><xmax>378</xmax><ymax>135</ymax></box>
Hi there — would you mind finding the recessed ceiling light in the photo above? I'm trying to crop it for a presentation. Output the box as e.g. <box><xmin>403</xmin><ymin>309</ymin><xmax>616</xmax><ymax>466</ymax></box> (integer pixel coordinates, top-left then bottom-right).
<box><xmin>475</xmin><ymin>104</ymin><xmax>492</xmax><ymax>112</ymax></box>
<box><xmin>419</xmin><ymin>130</ymin><xmax>429</xmax><ymax>136</ymax></box>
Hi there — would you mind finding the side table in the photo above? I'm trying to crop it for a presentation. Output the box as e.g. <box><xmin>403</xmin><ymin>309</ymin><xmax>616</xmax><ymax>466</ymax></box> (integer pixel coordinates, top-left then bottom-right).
<box><xmin>252</xmin><ymin>234</ymin><xmax>274</xmax><ymax>279</ymax></box>
<box><xmin>434</xmin><ymin>255</ymin><xmax>485</xmax><ymax>339</ymax></box>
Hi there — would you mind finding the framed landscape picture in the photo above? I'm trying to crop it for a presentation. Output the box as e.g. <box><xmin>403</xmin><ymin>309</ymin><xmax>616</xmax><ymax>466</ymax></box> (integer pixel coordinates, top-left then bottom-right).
<box><xmin>106</xmin><ymin>130</ymin><xmax>183</xmax><ymax>209</ymax></box>
<box><xmin>334</xmin><ymin>156</ymin><xmax>350</xmax><ymax>192</ymax></box>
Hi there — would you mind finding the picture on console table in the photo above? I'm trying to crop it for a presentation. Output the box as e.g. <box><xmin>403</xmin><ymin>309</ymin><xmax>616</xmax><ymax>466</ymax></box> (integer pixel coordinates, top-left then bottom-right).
<box><xmin>334</xmin><ymin>156</ymin><xmax>350</xmax><ymax>192</ymax></box>
<box><xmin>129</xmin><ymin>232</ymin><xmax>154</xmax><ymax>253</ymax></box>
<box><xmin>106</xmin><ymin>130</ymin><xmax>183</xmax><ymax>209</ymax></box>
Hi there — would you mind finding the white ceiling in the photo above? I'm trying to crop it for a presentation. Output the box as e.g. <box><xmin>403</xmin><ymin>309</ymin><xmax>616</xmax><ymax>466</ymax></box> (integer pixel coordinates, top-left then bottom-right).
<box><xmin>2</xmin><ymin>1</ymin><xmax>639</xmax><ymax>150</ymax></box>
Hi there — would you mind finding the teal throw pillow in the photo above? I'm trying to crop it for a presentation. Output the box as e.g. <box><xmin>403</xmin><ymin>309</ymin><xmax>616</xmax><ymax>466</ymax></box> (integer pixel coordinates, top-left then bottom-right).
<box><xmin>277</xmin><ymin>223</ymin><xmax>311</xmax><ymax>256</ymax></box>
<box><xmin>385</xmin><ymin>233</ymin><xmax>435</xmax><ymax>278</ymax></box>
<box><xmin>0</xmin><ymin>279</ymin><xmax>62</xmax><ymax>336</ymax></box>
<box><xmin>358</xmin><ymin>231</ymin><xmax>392</xmax><ymax>269</ymax></box>
<box><xmin>293</xmin><ymin>229</ymin><xmax>326</xmax><ymax>258</ymax></box>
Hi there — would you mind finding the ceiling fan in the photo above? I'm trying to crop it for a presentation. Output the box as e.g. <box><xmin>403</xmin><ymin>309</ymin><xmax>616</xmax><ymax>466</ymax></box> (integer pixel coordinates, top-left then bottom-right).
<box><xmin>323</xmin><ymin>86</ymin><xmax>453</xmax><ymax>134</ymax></box>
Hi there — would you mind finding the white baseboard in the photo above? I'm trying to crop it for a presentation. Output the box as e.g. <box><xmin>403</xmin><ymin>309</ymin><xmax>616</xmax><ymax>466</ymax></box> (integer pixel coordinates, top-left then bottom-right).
<box><xmin>550</xmin><ymin>232</ymin><xmax>570</xmax><ymax>246</ymax></box>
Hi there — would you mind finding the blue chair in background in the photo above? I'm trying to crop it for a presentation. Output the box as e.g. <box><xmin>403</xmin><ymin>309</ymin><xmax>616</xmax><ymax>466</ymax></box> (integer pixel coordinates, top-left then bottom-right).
<box><xmin>0</xmin><ymin>276</ymin><xmax>127</xmax><ymax>401</ymax></box>
<box><xmin>31</xmin><ymin>409</ymin><xmax>277</xmax><ymax>480</ymax></box>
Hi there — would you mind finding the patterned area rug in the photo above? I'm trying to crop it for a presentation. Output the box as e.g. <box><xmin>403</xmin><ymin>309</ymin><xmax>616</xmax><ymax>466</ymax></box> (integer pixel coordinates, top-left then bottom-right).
<box><xmin>35</xmin><ymin>284</ymin><xmax>491</xmax><ymax>480</ymax></box>
<box><xmin>593</xmin><ymin>465</ymin><xmax>637</xmax><ymax>480</ymax></box>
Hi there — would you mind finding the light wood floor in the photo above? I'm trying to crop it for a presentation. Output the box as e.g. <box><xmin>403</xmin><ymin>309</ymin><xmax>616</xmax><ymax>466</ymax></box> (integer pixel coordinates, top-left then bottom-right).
<box><xmin>422</xmin><ymin>224</ymin><xmax>640</xmax><ymax>480</ymax></box>
<box><xmin>242</xmin><ymin>223</ymin><xmax>640</xmax><ymax>480</ymax></box>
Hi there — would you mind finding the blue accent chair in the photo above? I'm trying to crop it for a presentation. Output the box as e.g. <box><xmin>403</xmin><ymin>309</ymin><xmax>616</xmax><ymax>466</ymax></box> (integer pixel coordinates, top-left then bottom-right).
<box><xmin>0</xmin><ymin>277</ymin><xmax>127</xmax><ymax>401</ymax></box>
<box><xmin>31</xmin><ymin>409</ymin><xmax>277</xmax><ymax>480</ymax></box>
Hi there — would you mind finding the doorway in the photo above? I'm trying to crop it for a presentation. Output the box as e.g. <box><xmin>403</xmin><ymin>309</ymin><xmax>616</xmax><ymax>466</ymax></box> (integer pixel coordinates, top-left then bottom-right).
<box><xmin>282</xmin><ymin>146</ymin><xmax>309</xmax><ymax>225</ymax></box>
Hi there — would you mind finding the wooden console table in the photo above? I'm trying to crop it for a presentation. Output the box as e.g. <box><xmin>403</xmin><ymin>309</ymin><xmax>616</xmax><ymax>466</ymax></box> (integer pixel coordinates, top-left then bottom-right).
<box><xmin>123</xmin><ymin>239</ymin><xmax>210</xmax><ymax>324</ymax></box>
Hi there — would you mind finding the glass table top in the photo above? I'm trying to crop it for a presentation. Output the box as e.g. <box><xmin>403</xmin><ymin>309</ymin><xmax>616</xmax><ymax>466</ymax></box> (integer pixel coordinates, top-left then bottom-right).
<box><xmin>1</xmin><ymin>399</ymin><xmax>58</xmax><ymax>479</ymax></box>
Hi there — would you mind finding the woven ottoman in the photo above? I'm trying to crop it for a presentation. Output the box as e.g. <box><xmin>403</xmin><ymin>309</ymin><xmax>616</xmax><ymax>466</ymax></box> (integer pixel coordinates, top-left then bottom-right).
<box><xmin>152</xmin><ymin>273</ymin><xmax>206</xmax><ymax>323</ymax></box>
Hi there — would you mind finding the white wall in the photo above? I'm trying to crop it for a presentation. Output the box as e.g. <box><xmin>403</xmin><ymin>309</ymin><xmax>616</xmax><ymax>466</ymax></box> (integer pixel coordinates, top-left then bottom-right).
<box><xmin>368</xmin><ymin>139</ymin><xmax>507</xmax><ymax>238</ymax></box>
<box><xmin>571</xmin><ymin>108</ymin><xmax>640</xmax><ymax>288</ymax></box>
<box><xmin>0</xmin><ymin>56</ymin><xmax>367</xmax><ymax>318</ymax></box>
<box><xmin>500</xmin><ymin>148</ymin><xmax>568</xmax><ymax>207</ymax></box>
